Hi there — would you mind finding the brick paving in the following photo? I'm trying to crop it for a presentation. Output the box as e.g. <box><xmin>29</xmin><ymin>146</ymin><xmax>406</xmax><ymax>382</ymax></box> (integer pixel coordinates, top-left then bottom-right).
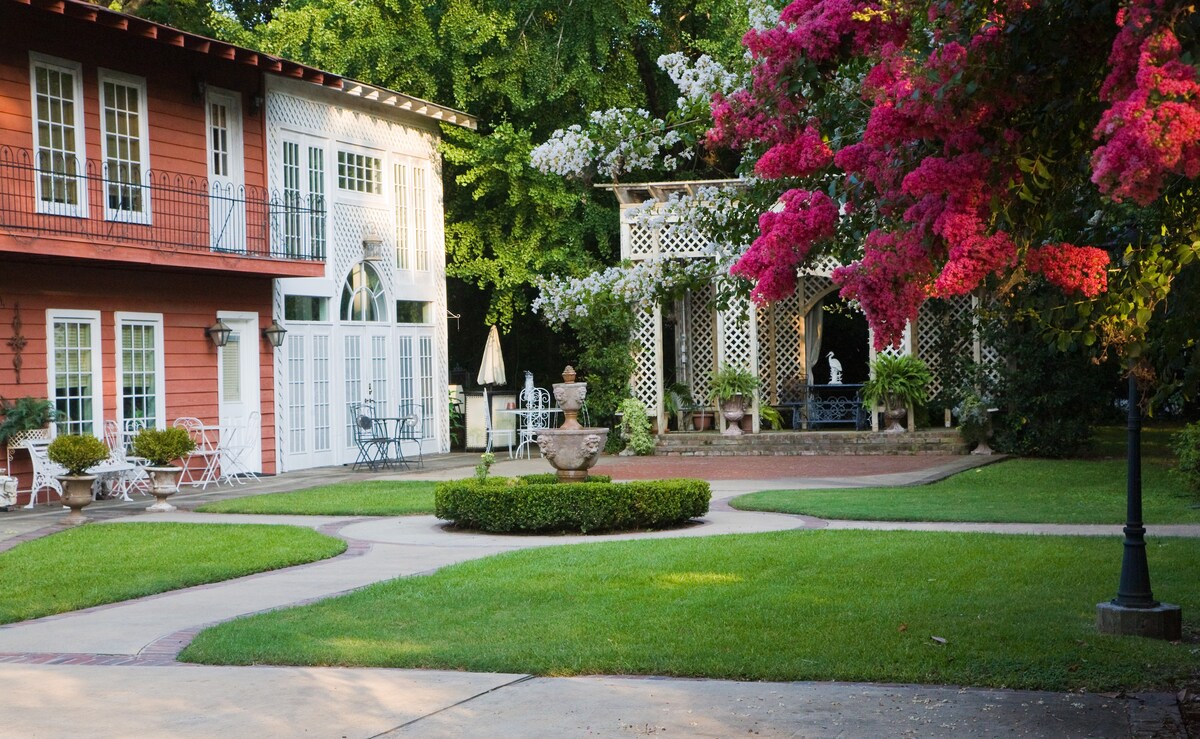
<box><xmin>592</xmin><ymin>452</ymin><xmax>963</xmax><ymax>479</ymax></box>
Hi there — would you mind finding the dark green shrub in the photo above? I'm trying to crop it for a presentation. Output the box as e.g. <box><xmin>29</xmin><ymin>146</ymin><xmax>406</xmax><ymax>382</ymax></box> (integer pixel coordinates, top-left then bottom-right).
<box><xmin>132</xmin><ymin>427</ymin><xmax>197</xmax><ymax>466</ymax></box>
<box><xmin>518</xmin><ymin>473</ymin><xmax>611</xmax><ymax>485</ymax></box>
<box><xmin>47</xmin><ymin>434</ymin><xmax>110</xmax><ymax>476</ymax></box>
<box><xmin>1172</xmin><ymin>422</ymin><xmax>1200</xmax><ymax>496</ymax></box>
<box><xmin>435</xmin><ymin>477</ymin><xmax>710</xmax><ymax>533</ymax></box>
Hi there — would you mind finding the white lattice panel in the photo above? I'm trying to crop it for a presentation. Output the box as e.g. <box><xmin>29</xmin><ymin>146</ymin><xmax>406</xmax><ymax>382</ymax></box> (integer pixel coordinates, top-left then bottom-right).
<box><xmin>631</xmin><ymin>305</ymin><xmax>660</xmax><ymax>412</ymax></box>
<box><xmin>799</xmin><ymin>255</ymin><xmax>839</xmax><ymax>278</ymax></box>
<box><xmin>759</xmin><ymin>289</ymin><xmax>805</xmax><ymax>403</ymax></box>
<box><xmin>716</xmin><ymin>293</ymin><xmax>758</xmax><ymax>431</ymax></box>
<box><xmin>625</xmin><ymin>214</ymin><xmax>713</xmax><ymax>261</ymax></box>
<box><xmin>799</xmin><ymin>274</ymin><xmax>836</xmax><ymax>314</ymax></box>
<box><xmin>685</xmin><ymin>284</ymin><xmax>716</xmax><ymax>404</ymax></box>
<box><xmin>916</xmin><ymin>295</ymin><xmax>974</xmax><ymax>399</ymax></box>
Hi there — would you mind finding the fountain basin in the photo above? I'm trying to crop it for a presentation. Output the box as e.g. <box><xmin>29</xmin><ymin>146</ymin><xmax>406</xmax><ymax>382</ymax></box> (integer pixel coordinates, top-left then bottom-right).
<box><xmin>537</xmin><ymin>427</ymin><xmax>608</xmax><ymax>482</ymax></box>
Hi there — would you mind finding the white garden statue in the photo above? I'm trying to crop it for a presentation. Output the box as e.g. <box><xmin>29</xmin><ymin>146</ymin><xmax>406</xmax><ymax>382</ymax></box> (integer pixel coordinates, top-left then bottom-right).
<box><xmin>827</xmin><ymin>351</ymin><xmax>843</xmax><ymax>384</ymax></box>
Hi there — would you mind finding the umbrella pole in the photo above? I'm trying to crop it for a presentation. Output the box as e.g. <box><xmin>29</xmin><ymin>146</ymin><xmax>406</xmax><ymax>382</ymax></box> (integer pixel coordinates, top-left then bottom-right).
<box><xmin>483</xmin><ymin>386</ymin><xmax>492</xmax><ymax>453</ymax></box>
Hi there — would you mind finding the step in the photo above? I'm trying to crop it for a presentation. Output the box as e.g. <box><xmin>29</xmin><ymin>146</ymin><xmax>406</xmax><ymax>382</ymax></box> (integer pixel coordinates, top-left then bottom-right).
<box><xmin>653</xmin><ymin>430</ymin><xmax>968</xmax><ymax>456</ymax></box>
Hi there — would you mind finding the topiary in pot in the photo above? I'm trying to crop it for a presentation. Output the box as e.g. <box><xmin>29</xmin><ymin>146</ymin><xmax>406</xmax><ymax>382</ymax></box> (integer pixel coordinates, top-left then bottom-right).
<box><xmin>47</xmin><ymin>433</ymin><xmax>110</xmax><ymax>525</ymax></box>
<box><xmin>861</xmin><ymin>355</ymin><xmax>932</xmax><ymax>433</ymax></box>
<box><xmin>616</xmin><ymin>398</ymin><xmax>655</xmax><ymax>455</ymax></box>
<box><xmin>131</xmin><ymin>427</ymin><xmax>197</xmax><ymax>512</ymax></box>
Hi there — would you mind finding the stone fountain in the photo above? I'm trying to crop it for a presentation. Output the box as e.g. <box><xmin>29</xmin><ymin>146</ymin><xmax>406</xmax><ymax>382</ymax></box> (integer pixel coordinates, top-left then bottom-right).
<box><xmin>536</xmin><ymin>366</ymin><xmax>609</xmax><ymax>482</ymax></box>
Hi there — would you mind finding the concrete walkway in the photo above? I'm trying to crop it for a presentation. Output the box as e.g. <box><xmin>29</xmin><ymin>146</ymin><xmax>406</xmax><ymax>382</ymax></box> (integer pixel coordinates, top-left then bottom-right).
<box><xmin>0</xmin><ymin>454</ymin><xmax>1192</xmax><ymax>738</ymax></box>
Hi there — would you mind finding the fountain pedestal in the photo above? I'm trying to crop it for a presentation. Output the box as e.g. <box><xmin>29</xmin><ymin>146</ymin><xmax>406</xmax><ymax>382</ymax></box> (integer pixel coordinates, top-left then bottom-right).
<box><xmin>537</xmin><ymin>366</ymin><xmax>609</xmax><ymax>482</ymax></box>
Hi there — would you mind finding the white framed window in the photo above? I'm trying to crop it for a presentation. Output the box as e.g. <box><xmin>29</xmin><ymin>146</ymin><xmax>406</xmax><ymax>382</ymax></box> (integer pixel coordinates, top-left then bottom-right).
<box><xmin>394</xmin><ymin>161</ymin><xmax>409</xmax><ymax>270</ymax></box>
<box><xmin>99</xmin><ymin>69</ymin><xmax>151</xmax><ymax>223</ymax></box>
<box><xmin>413</xmin><ymin>166</ymin><xmax>428</xmax><ymax>271</ymax></box>
<box><xmin>336</xmin><ymin>149</ymin><xmax>382</xmax><ymax>194</ymax></box>
<box><xmin>340</xmin><ymin>263</ymin><xmax>387</xmax><ymax>322</ymax></box>
<box><xmin>29</xmin><ymin>53</ymin><xmax>87</xmax><ymax>217</ymax></box>
<box><xmin>394</xmin><ymin>158</ymin><xmax>430</xmax><ymax>272</ymax></box>
<box><xmin>280</xmin><ymin>135</ymin><xmax>327</xmax><ymax>258</ymax></box>
<box><xmin>206</xmin><ymin>88</ymin><xmax>246</xmax><ymax>252</ymax></box>
<box><xmin>47</xmin><ymin>309</ymin><xmax>103</xmax><ymax>437</ymax></box>
<box><xmin>115</xmin><ymin>312</ymin><xmax>165</xmax><ymax>430</ymax></box>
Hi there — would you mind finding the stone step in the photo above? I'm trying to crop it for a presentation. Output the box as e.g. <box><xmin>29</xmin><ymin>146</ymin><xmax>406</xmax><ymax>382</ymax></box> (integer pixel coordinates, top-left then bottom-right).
<box><xmin>653</xmin><ymin>430</ymin><xmax>967</xmax><ymax>456</ymax></box>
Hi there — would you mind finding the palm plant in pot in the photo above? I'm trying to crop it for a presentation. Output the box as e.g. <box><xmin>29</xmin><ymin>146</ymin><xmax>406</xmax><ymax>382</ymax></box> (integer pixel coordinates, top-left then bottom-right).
<box><xmin>46</xmin><ymin>433</ymin><xmax>110</xmax><ymax>525</ymax></box>
<box><xmin>132</xmin><ymin>427</ymin><xmax>196</xmax><ymax>511</ymax></box>
<box><xmin>861</xmin><ymin>355</ymin><xmax>932</xmax><ymax>433</ymax></box>
<box><xmin>708</xmin><ymin>365</ymin><xmax>760</xmax><ymax>437</ymax></box>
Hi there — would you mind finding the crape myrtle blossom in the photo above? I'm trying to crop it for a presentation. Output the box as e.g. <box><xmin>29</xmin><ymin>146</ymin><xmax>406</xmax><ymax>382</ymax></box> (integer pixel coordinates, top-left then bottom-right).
<box><xmin>707</xmin><ymin>0</ymin><xmax>1157</xmax><ymax>350</ymax></box>
<box><xmin>1091</xmin><ymin>0</ymin><xmax>1200</xmax><ymax>206</ymax></box>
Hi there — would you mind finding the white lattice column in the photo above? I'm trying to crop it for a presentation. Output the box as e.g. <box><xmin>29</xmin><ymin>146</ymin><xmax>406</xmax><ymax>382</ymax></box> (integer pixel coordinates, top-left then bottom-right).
<box><xmin>630</xmin><ymin>304</ymin><xmax>663</xmax><ymax>429</ymax></box>
<box><xmin>715</xmin><ymin>295</ymin><xmax>759</xmax><ymax>433</ymax></box>
<box><xmin>867</xmin><ymin>322</ymin><xmax>915</xmax><ymax>430</ymax></box>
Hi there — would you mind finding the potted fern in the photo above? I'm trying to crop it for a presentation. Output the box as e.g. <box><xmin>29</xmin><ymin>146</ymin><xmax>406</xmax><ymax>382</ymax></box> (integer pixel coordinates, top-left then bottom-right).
<box><xmin>0</xmin><ymin>397</ymin><xmax>55</xmax><ymax>450</ymax></box>
<box><xmin>708</xmin><ymin>365</ymin><xmax>760</xmax><ymax>437</ymax></box>
<box><xmin>861</xmin><ymin>355</ymin><xmax>932</xmax><ymax>433</ymax></box>
<box><xmin>132</xmin><ymin>427</ymin><xmax>196</xmax><ymax>511</ymax></box>
<box><xmin>46</xmin><ymin>433</ymin><xmax>110</xmax><ymax>525</ymax></box>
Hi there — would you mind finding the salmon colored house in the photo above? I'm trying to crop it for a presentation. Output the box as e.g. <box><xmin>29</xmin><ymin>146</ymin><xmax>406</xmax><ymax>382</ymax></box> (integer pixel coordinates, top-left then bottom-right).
<box><xmin>0</xmin><ymin>0</ymin><xmax>474</xmax><ymax>504</ymax></box>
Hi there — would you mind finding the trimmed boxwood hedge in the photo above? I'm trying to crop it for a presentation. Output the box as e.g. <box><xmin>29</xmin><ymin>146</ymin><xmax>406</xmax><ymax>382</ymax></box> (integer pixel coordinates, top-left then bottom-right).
<box><xmin>434</xmin><ymin>476</ymin><xmax>710</xmax><ymax>534</ymax></box>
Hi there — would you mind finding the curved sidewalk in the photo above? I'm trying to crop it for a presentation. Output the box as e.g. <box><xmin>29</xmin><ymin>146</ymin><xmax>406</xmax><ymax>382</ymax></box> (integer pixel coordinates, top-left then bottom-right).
<box><xmin>0</xmin><ymin>453</ymin><xmax>1192</xmax><ymax>738</ymax></box>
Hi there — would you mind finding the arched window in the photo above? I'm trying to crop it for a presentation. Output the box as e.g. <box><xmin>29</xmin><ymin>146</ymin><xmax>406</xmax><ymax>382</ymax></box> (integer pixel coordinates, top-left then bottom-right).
<box><xmin>340</xmin><ymin>262</ymin><xmax>386</xmax><ymax>321</ymax></box>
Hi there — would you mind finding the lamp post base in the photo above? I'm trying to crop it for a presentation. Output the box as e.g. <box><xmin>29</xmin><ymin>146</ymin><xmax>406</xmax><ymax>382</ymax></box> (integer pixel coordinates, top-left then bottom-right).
<box><xmin>1096</xmin><ymin>601</ymin><xmax>1182</xmax><ymax>641</ymax></box>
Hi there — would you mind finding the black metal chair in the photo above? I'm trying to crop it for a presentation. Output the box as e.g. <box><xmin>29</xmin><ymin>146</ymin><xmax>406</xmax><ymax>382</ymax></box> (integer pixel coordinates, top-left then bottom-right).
<box><xmin>349</xmin><ymin>401</ymin><xmax>393</xmax><ymax>471</ymax></box>
<box><xmin>395</xmin><ymin>401</ymin><xmax>424</xmax><ymax>468</ymax></box>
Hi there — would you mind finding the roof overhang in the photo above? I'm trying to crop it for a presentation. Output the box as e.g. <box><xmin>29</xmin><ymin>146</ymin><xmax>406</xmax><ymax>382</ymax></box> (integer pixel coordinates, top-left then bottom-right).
<box><xmin>596</xmin><ymin>179</ymin><xmax>745</xmax><ymax>205</ymax></box>
<box><xmin>12</xmin><ymin>0</ymin><xmax>476</xmax><ymax>130</ymax></box>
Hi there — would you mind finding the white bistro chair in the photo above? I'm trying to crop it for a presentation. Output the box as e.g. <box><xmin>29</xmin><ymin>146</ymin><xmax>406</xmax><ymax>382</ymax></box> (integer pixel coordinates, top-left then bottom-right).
<box><xmin>174</xmin><ymin>417</ymin><xmax>221</xmax><ymax>489</ymax></box>
<box><xmin>515</xmin><ymin>386</ymin><xmax>552</xmax><ymax>459</ymax></box>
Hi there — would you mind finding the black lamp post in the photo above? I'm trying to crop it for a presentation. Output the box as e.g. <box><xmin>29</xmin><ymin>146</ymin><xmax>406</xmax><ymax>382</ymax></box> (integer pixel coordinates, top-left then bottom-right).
<box><xmin>1096</xmin><ymin>373</ymin><xmax>1181</xmax><ymax>639</ymax></box>
<box><xmin>1112</xmin><ymin>374</ymin><xmax>1156</xmax><ymax>608</ymax></box>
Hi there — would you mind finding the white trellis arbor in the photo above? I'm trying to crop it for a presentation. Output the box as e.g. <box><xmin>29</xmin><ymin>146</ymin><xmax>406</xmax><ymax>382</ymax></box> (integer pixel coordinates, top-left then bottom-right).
<box><xmin>606</xmin><ymin>180</ymin><xmax>993</xmax><ymax>433</ymax></box>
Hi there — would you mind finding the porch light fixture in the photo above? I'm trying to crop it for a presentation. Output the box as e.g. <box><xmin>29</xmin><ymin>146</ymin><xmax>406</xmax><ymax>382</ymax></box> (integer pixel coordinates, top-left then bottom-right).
<box><xmin>362</xmin><ymin>225</ymin><xmax>384</xmax><ymax>262</ymax></box>
<box><xmin>262</xmin><ymin>319</ymin><xmax>288</xmax><ymax>348</ymax></box>
<box><xmin>206</xmin><ymin>319</ymin><xmax>232</xmax><ymax>348</ymax></box>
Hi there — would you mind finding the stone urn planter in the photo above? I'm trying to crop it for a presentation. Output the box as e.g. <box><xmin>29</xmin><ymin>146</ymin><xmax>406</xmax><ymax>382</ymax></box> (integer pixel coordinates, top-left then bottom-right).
<box><xmin>882</xmin><ymin>407</ymin><xmax>907</xmax><ymax>433</ymax></box>
<box><xmin>144</xmin><ymin>466</ymin><xmax>185</xmax><ymax>512</ymax></box>
<box><xmin>47</xmin><ymin>433</ymin><xmax>110</xmax><ymax>526</ymax></box>
<box><xmin>720</xmin><ymin>395</ymin><xmax>747</xmax><ymax>437</ymax></box>
<box><xmin>131</xmin><ymin>427</ymin><xmax>196</xmax><ymax>512</ymax></box>
<box><xmin>57</xmin><ymin>474</ymin><xmax>97</xmax><ymax>525</ymax></box>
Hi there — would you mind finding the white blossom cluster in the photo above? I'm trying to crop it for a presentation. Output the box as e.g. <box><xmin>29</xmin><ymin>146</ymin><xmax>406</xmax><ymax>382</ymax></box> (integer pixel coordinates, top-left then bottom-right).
<box><xmin>530</xmin><ymin>107</ymin><xmax>690</xmax><ymax>179</ymax></box>
<box><xmin>624</xmin><ymin>183</ymin><xmax>753</xmax><ymax>268</ymax></box>
<box><xmin>747</xmin><ymin>0</ymin><xmax>780</xmax><ymax>31</ymax></box>
<box><xmin>533</xmin><ymin>256</ymin><xmax>719</xmax><ymax>326</ymax></box>
<box><xmin>657</xmin><ymin>52</ymin><xmax>744</xmax><ymax>109</ymax></box>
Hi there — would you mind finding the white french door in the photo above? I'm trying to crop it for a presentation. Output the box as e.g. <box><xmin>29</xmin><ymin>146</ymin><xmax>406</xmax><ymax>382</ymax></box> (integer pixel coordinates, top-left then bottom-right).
<box><xmin>280</xmin><ymin>327</ymin><xmax>336</xmax><ymax>471</ymax></box>
<box><xmin>206</xmin><ymin>88</ymin><xmax>245</xmax><ymax>252</ymax></box>
<box><xmin>217</xmin><ymin>313</ymin><xmax>260</xmax><ymax>474</ymax></box>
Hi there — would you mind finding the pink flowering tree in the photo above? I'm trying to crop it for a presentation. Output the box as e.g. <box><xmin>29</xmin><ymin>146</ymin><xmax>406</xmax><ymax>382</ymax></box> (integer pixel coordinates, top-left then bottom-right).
<box><xmin>709</xmin><ymin>0</ymin><xmax>1199</xmax><ymax>392</ymax></box>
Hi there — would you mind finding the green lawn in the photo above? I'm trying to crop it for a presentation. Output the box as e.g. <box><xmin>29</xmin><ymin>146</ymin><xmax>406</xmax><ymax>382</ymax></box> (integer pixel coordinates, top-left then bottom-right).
<box><xmin>194</xmin><ymin>481</ymin><xmax>436</xmax><ymax>516</ymax></box>
<box><xmin>730</xmin><ymin>458</ymin><xmax>1200</xmax><ymax>523</ymax></box>
<box><xmin>0</xmin><ymin>523</ymin><xmax>345</xmax><ymax>624</ymax></box>
<box><xmin>180</xmin><ymin>530</ymin><xmax>1200</xmax><ymax>692</ymax></box>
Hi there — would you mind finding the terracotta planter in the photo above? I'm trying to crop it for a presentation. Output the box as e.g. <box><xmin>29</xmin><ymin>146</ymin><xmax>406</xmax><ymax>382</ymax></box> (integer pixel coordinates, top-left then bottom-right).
<box><xmin>57</xmin><ymin>475</ymin><xmax>96</xmax><ymax>525</ymax></box>
<box><xmin>691</xmin><ymin>412</ymin><xmax>714</xmax><ymax>431</ymax></box>
<box><xmin>145</xmin><ymin>466</ymin><xmax>184</xmax><ymax>512</ymax></box>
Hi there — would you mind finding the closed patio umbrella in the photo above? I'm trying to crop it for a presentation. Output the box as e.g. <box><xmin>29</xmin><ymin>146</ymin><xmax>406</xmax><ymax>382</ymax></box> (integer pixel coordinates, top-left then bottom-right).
<box><xmin>477</xmin><ymin>325</ymin><xmax>507</xmax><ymax>452</ymax></box>
<box><xmin>477</xmin><ymin>324</ymin><xmax>506</xmax><ymax>388</ymax></box>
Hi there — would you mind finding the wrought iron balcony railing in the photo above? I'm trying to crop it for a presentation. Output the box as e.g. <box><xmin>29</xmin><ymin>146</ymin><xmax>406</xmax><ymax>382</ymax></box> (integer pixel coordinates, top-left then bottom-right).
<box><xmin>0</xmin><ymin>145</ymin><xmax>325</xmax><ymax>261</ymax></box>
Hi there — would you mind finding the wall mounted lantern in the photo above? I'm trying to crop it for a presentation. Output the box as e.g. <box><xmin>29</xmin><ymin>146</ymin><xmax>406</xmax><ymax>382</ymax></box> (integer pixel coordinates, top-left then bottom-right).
<box><xmin>362</xmin><ymin>225</ymin><xmax>384</xmax><ymax>262</ymax></box>
<box><xmin>206</xmin><ymin>319</ymin><xmax>232</xmax><ymax>348</ymax></box>
<box><xmin>262</xmin><ymin>319</ymin><xmax>288</xmax><ymax>348</ymax></box>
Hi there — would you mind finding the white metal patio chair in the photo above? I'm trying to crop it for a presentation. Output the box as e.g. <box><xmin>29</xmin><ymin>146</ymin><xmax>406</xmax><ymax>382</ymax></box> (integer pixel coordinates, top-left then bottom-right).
<box><xmin>173</xmin><ymin>417</ymin><xmax>221</xmax><ymax>489</ymax></box>
<box><xmin>102</xmin><ymin>420</ymin><xmax>148</xmax><ymax>500</ymax></box>
<box><xmin>219</xmin><ymin>411</ymin><xmax>261</xmax><ymax>485</ymax></box>
<box><xmin>515</xmin><ymin>386</ymin><xmax>552</xmax><ymax>459</ymax></box>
